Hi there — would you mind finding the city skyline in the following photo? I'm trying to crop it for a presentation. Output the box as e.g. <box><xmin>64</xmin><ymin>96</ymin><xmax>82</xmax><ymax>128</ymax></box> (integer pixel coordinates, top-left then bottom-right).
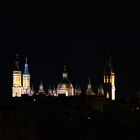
<box><xmin>0</xmin><ymin>41</ymin><xmax>140</xmax><ymax>98</ymax></box>
<box><xmin>11</xmin><ymin>52</ymin><xmax>115</xmax><ymax>100</ymax></box>
<box><xmin>0</xmin><ymin>5</ymin><xmax>140</xmax><ymax>98</ymax></box>
<box><xmin>1</xmin><ymin>3</ymin><xmax>140</xmax><ymax>140</ymax></box>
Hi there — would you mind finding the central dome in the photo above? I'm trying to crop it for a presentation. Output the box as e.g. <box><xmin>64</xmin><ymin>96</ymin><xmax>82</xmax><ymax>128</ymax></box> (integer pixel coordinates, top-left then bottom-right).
<box><xmin>57</xmin><ymin>66</ymin><xmax>74</xmax><ymax>96</ymax></box>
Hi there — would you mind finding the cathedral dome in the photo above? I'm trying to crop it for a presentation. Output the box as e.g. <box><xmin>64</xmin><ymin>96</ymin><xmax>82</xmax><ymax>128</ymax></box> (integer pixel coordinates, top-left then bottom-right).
<box><xmin>57</xmin><ymin>66</ymin><xmax>74</xmax><ymax>96</ymax></box>
<box><xmin>57</xmin><ymin>79</ymin><xmax>73</xmax><ymax>89</ymax></box>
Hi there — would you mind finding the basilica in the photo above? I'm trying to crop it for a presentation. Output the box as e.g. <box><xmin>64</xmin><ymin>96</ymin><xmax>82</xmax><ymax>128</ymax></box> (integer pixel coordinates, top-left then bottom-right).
<box><xmin>12</xmin><ymin>53</ymin><xmax>116</xmax><ymax>100</ymax></box>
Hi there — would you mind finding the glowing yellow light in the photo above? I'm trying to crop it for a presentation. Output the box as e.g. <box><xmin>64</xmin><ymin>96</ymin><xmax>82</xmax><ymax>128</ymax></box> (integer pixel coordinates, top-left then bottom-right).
<box><xmin>110</xmin><ymin>78</ymin><xmax>111</xmax><ymax>83</ymax></box>
<box><xmin>111</xmin><ymin>88</ymin><xmax>115</xmax><ymax>100</ymax></box>
<box><xmin>107</xmin><ymin>92</ymin><xmax>109</xmax><ymax>98</ymax></box>
<box><xmin>106</xmin><ymin>76</ymin><xmax>109</xmax><ymax>83</ymax></box>
<box><xmin>13</xmin><ymin>71</ymin><xmax>22</xmax><ymax>97</ymax></box>
<box><xmin>111</xmin><ymin>76</ymin><xmax>115</xmax><ymax>86</ymax></box>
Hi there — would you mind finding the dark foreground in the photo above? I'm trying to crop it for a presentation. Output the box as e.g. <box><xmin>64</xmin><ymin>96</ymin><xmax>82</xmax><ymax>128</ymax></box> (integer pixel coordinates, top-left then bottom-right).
<box><xmin>0</xmin><ymin>95</ymin><xmax>140</xmax><ymax>140</ymax></box>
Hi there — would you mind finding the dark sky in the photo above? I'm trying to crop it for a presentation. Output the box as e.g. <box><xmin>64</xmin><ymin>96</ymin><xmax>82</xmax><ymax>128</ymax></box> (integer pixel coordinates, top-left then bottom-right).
<box><xmin>0</xmin><ymin>2</ymin><xmax>140</xmax><ymax>97</ymax></box>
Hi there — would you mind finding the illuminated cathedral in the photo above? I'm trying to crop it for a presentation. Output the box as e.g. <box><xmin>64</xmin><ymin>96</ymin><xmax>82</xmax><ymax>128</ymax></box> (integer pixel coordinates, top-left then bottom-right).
<box><xmin>12</xmin><ymin>53</ymin><xmax>116</xmax><ymax>100</ymax></box>
<box><xmin>12</xmin><ymin>54</ymin><xmax>31</xmax><ymax>97</ymax></box>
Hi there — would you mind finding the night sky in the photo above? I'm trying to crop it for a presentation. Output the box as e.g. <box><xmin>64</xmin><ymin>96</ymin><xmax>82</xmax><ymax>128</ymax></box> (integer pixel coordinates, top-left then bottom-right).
<box><xmin>0</xmin><ymin>2</ymin><xmax>140</xmax><ymax>98</ymax></box>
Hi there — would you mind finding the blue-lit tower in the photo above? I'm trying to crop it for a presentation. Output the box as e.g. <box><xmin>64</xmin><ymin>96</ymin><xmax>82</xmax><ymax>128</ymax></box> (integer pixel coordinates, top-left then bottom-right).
<box><xmin>23</xmin><ymin>58</ymin><xmax>31</xmax><ymax>95</ymax></box>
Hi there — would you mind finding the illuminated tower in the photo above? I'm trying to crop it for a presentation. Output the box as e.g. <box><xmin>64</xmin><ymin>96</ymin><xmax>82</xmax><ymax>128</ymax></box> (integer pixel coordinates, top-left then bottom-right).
<box><xmin>12</xmin><ymin>54</ymin><xmax>22</xmax><ymax>97</ymax></box>
<box><xmin>103</xmin><ymin>53</ymin><xmax>116</xmax><ymax>100</ymax></box>
<box><xmin>23</xmin><ymin>58</ymin><xmax>31</xmax><ymax>95</ymax></box>
<box><xmin>86</xmin><ymin>77</ymin><xmax>95</xmax><ymax>95</ymax></box>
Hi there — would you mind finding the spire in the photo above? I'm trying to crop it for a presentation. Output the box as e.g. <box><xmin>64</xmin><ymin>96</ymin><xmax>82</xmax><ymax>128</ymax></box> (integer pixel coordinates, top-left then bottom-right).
<box><xmin>25</xmin><ymin>57</ymin><xmax>27</xmax><ymax>64</ymax></box>
<box><xmin>88</xmin><ymin>77</ymin><xmax>91</xmax><ymax>85</ymax></box>
<box><xmin>87</xmin><ymin>77</ymin><xmax>92</xmax><ymax>90</ymax></box>
<box><xmin>75</xmin><ymin>84</ymin><xmax>82</xmax><ymax>95</ymax></box>
<box><xmin>62</xmin><ymin>65</ymin><xmax>68</xmax><ymax>79</ymax></box>
<box><xmin>48</xmin><ymin>84</ymin><xmax>53</xmax><ymax>96</ymax></box>
<box><xmin>30</xmin><ymin>84</ymin><xmax>35</xmax><ymax>96</ymax></box>
<box><xmin>86</xmin><ymin>77</ymin><xmax>95</xmax><ymax>95</ymax></box>
<box><xmin>105</xmin><ymin>52</ymin><xmax>113</xmax><ymax>72</ymax></box>
<box><xmin>15</xmin><ymin>53</ymin><xmax>20</xmax><ymax>71</ymax></box>
<box><xmin>64</xmin><ymin>65</ymin><xmax>66</xmax><ymax>72</ymax></box>
<box><xmin>52</xmin><ymin>83</ymin><xmax>56</xmax><ymax>96</ymax></box>
<box><xmin>39</xmin><ymin>81</ymin><xmax>45</xmax><ymax>93</ymax></box>
<box><xmin>108</xmin><ymin>55</ymin><xmax>112</xmax><ymax>69</ymax></box>
<box><xmin>24</xmin><ymin>57</ymin><xmax>29</xmax><ymax>74</ymax></box>
<box><xmin>40</xmin><ymin>81</ymin><xmax>43</xmax><ymax>87</ymax></box>
<box><xmin>98</xmin><ymin>83</ymin><xmax>104</xmax><ymax>95</ymax></box>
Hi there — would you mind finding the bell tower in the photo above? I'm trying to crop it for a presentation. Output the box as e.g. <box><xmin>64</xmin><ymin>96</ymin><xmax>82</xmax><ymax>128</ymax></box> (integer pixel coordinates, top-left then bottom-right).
<box><xmin>12</xmin><ymin>54</ymin><xmax>23</xmax><ymax>97</ymax></box>
<box><xmin>23</xmin><ymin>58</ymin><xmax>30</xmax><ymax>95</ymax></box>
<box><xmin>103</xmin><ymin>53</ymin><xmax>116</xmax><ymax>100</ymax></box>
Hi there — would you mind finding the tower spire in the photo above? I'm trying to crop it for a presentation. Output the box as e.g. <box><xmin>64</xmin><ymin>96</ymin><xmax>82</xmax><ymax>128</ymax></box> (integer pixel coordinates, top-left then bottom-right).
<box><xmin>25</xmin><ymin>57</ymin><xmax>27</xmax><ymax>64</ymax></box>
<box><xmin>62</xmin><ymin>65</ymin><xmax>68</xmax><ymax>79</ymax></box>
<box><xmin>88</xmin><ymin>77</ymin><xmax>91</xmax><ymax>85</ymax></box>
<box><xmin>30</xmin><ymin>84</ymin><xmax>35</xmax><ymax>96</ymax></box>
<box><xmin>38</xmin><ymin>80</ymin><xmax>45</xmax><ymax>94</ymax></box>
<box><xmin>86</xmin><ymin>77</ymin><xmax>95</xmax><ymax>95</ymax></box>
<box><xmin>15</xmin><ymin>53</ymin><xmax>20</xmax><ymax>71</ymax></box>
<box><xmin>64</xmin><ymin>65</ymin><xmax>66</xmax><ymax>72</ymax></box>
<box><xmin>24</xmin><ymin>57</ymin><xmax>29</xmax><ymax>74</ymax></box>
<box><xmin>105</xmin><ymin>52</ymin><xmax>113</xmax><ymax>72</ymax></box>
<box><xmin>87</xmin><ymin>77</ymin><xmax>92</xmax><ymax>90</ymax></box>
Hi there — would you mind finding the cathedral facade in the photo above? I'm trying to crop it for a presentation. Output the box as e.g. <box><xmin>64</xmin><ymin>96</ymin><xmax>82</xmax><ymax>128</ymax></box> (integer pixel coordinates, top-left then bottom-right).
<box><xmin>12</xmin><ymin>53</ymin><xmax>116</xmax><ymax>100</ymax></box>
<box><xmin>12</xmin><ymin>54</ymin><xmax>31</xmax><ymax>97</ymax></box>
